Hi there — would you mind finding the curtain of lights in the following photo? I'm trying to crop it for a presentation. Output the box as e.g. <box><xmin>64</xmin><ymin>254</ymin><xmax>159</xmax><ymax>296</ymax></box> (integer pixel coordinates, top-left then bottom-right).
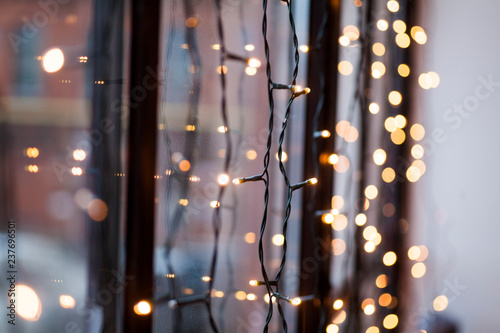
<box><xmin>149</xmin><ymin>0</ymin><xmax>433</xmax><ymax>332</ymax></box>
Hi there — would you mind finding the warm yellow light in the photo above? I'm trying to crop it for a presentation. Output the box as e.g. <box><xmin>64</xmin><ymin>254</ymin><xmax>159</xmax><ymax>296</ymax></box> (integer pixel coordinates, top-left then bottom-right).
<box><xmin>411</xmin><ymin>26</ymin><xmax>427</xmax><ymax>44</ymax></box>
<box><xmin>26</xmin><ymin>164</ymin><xmax>39</xmax><ymax>173</ymax></box>
<box><xmin>276</xmin><ymin>151</ymin><xmax>288</xmax><ymax>162</ymax></box>
<box><xmin>338</xmin><ymin>61</ymin><xmax>353</xmax><ymax>75</ymax></box>
<box><xmin>398</xmin><ymin>64</ymin><xmax>410</xmax><ymax>77</ymax></box>
<box><xmin>209</xmin><ymin>201</ymin><xmax>220</xmax><ymax>208</ymax></box>
<box><xmin>328</xmin><ymin>154</ymin><xmax>339</xmax><ymax>165</ymax></box>
<box><xmin>217</xmin><ymin>125</ymin><xmax>228</xmax><ymax>133</ymax></box>
<box><xmin>331</xmin><ymin>195</ymin><xmax>344</xmax><ymax>210</ymax></box>
<box><xmin>14</xmin><ymin>285</ymin><xmax>41</xmax><ymax>322</ymax></box>
<box><xmin>363</xmin><ymin>226</ymin><xmax>378</xmax><ymax>240</ymax></box>
<box><xmin>387</xmin><ymin>0</ymin><xmax>400</xmax><ymax>12</ymax></box>
<box><xmin>332</xmin><ymin>238</ymin><xmax>346</xmax><ymax>255</ymax></box>
<box><xmin>202</xmin><ymin>276</ymin><xmax>211</xmax><ymax>282</ymax></box>
<box><xmin>406</xmin><ymin>165</ymin><xmax>421</xmax><ymax>182</ymax></box>
<box><xmin>246</xmin><ymin>293</ymin><xmax>257</xmax><ymax>301</ymax></box>
<box><xmin>378</xmin><ymin>293</ymin><xmax>392</xmax><ymax>307</ymax></box>
<box><xmin>384</xmin><ymin>117</ymin><xmax>397</xmax><ymax>132</ymax></box>
<box><xmin>428</xmin><ymin>71</ymin><xmax>440</xmax><ymax>88</ymax></box>
<box><xmin>376</xmin><ymin>274</ymin><xmax>388</xmax><ymax>288</ymax></box>
<box><xmin>87</xmin><ymin>198</ymin><xmax>108</xmax><ymax>221</ymax></box>
<box><xmin>343</xmin><ymin>25</ymin><xmax>360</xmax><ymax>40</ymax></box>
<box><xmin>248</xmin><ymin>58</ymin><xmax>261</xmax><ymax>68</ymax></box>
<box><xmin>364</xmin><ymin>241</ymin><xmax>376</xmax><ymax>253</ymax></box>
<box><xmin>373</xmin><ymin>149</ymin><xmax>387</xmax><ymax>165</ymax></box>
<box><xmin>272</xmin><ymin>234</ymin><xmax>285</xmax><ymax>246</ymax></box>
<box><xmin>326</xmin><ymin>324</ymin><xmax>340</xmax><ymax>333</ymax></box>
<box><xmin>244</xmin><ymin>44</ymin><xmax>255</xmax><ymax>51</ymax></box>
<box><xmin>365</xmin><ymin>185</ymin><xmax>378</xmax><ymax>200</ymax></box>
<box><xmin>320</xmin><ymin>130</ymin><xmax>331</xmax><ymax>138</ymax></box>
<box><xmin>333</xmin><ymin>299</ymin><xmax>344</xmax><ymax>310</ymax></box>
<box><xmin>185</xmin><ymin>17</ymin><xmax>198</xmax><ymax>28</ymax></box>
<box><xmin>42</xmin><ymin>48</ymin><xmax>64</xmax><ymax>73</ymax></box>
<box><xmin>369</xmin><ymin>102</ymin><xmax>380</xmax><ymax>114</ymax></box>
<box><xmin>179</xmin><ymin>159</ymin><xmax>191</xmax><ymax>172</ymax></box>
<box><xmin>211</xmin><ymin>44</ymin><xmax>220</xmax><ymax>50</ymax></box>
<box><xmin>411</xmin><ymin>262</ymin><xmax>426</xmax><ymax>278</ymax></box>
<box><xmin>336</xmin><ymin>120</ymin><xmax>350</xmax><ymax>137</ymax></box>
<box><xmin>407</xmin><ymin>246</ymin><xmax>420</xmax><ymax>260</ymax></box>
<box><xmin>71</xmin><ymin>149</ymin><xmax>86</xmax><ymax>161</ymax></box>
<box><xmin>364</xmin><ymin>304</ymin><xmax>376</xmax><ymax>315</ymax></box>
<box><xmin>391</xmin><ymin>128</ymin><xmax>406</xmax><ymax>145</ymax></box>
<box><xmin>244</xmin><ymin>232</ymin><xmax>256</xmax><ymax>244</ymax></box>
<box><xmin>388</xmin><ymin>91</ymin><xmax>402</xmax><ymax>106</ymax></box>
<box><xmin>334</xmin><ymin>155</ymin><xmax>350</xmax><ymax>173</ymax></box>
<box><xmin>355</xmin><ymin>213</ymin><xmax>367</xmax><ymax>226</ymax></box>
<box><xmin>291</xmin><ymin>297</ymin><xmax>301</xmax><ymax>306</ymax></box>
<box><xmin>27</xmin><ymin>147</ymin><xmax>40</xmax><ymax>158</ymax></box>
<box><xmin>395</xmin><ymin>33</ymin><xmax>411</xmax><ymax>48</ymax></box>
<box><xmin>264</xmin><ymin>294</ymin><xmax>276</xmax><ymax>304</ymax></box>
<box><xmin>332</xmin><ymin>214</ymin><xmax>348</xmax><ymax>231</ymax></box>
<box><xmin>377</xmin><ymin>19</ymin><xmax>389</xmax><ymax>31</ymax></box>
<box><xmin>245</xmin><ymin>67</ymin><xmax>257</xmax><ymax>76</ymax></box>
<box><xmin>395</xmin><ymin>115</ymin><xmax>407</xmax><ymax>128</ymax></box>
<box><xmin>372</xmin><ymin>233</ymin><xmax>382</xmax><ymax>245</ymax></box>
<box><xmin>59</xmin><ymin>295</ymin><xmax>76</xmax><ymax>309</ymax></box>
<box><xmin>339</xmin><ymin>36</ymin><xmax>350</xmax><ymax>46</ymax></box>
<box><xmin>371</xmin><ymin>61</ymin><xmax>386</xmax><ymax>79</ymax></box>
<box><xmin>382</xmin><ymin>167</ymin><xmax>396</xmax><ymax>183</ymax></box>
<box><xmin>133</xmin><ymin>301</ymin><xmax>152</xmax><ymax>315</ymax></box>
<box><xmin>366</xmin><ymin>327</ymin><xmax>380</xmax><ymax>333</ymax></box>
<box><xmin>178</xmin><ymin>199</ymin><xmax>188</xmax><ymax>206</ymax></box>
<box><xmin>344</xmin><ymin>126</ymin><xmax>359</xmax><ymax>142</ymax></box>
<box><xmin>217</xmin><ymin>173</ymin><xmax>230</xmax><ymax>186</ymax></box>
<box><xmin>433</xmin><ymin>295</ymin><xmax>448</xmax><ymax>311</ymax></box>
<box><xmin>71</xmin><ymin>167</ymin><xmax>83</xmax><ymax>176</ymax></box>
<box><xmin>393</xmin><ymin>20</ymin><xmax>406</xmax><ymax>33</ymax></box>
<box><xmin>372</xmin><ymin>43</ymin><xmax>385</xmax><ymax>56</ymax></box>
<box><xmin>299</xmin><ymin>44</ymin><xmax>309</xmax><ymax>52</ymax></box>
<box><xmin>383</xmin><ymin>251</ymin><xmax>397</xmax><ymax>266</ymax></box>
<box><xmin>322</xmin><ymin>213</ymin><xmax>334</xmax><ymax>224</ymax></box>
<box><xmin>383</xmin><ymin>314</ymin><xmax>399</xmax><ymax>329</ymax></box>
<box><xmin>410</xmin><ymin>123</ymin><xmax>425</xmax><ymax>141</ymax></box>
<box><xmin>418</xmin><ymin>73</ymin><xmax>431</xmax><ymax>89</ymax></box>
<box><xmin>235</xmin><ymin>291</ymin><xmax>247</xmax><ymax>300</ymax></box>
<box><xmin>246</xmin><ymin>150</ymin><xmax>257</xmax><ymax>160</ymax></box>
<box><xmin>411</xmin><ymin>144</ymin><xmax>424</xmax><ymax>159</ymax></box>
<box><xmin>216</xmin><ymin>65</ymin><xmax>228</xmax><ymax>74</ymax></box>
<box><xmin>417</xmin><ymin>245</ymin><xmax>429</xmax><ymax>261</ymax></box>
<box><xmin>332</xmin><ymin>310</ymin><xmax>347</xmax><ymax>324</ymax></box>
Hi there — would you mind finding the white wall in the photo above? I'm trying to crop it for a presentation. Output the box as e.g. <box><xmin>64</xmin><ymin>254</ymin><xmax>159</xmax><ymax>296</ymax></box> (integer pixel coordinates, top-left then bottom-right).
<box><xmin>413</xmin><ymin>1</ymin><xmax>500</xmax><ymax>332</ymax></box>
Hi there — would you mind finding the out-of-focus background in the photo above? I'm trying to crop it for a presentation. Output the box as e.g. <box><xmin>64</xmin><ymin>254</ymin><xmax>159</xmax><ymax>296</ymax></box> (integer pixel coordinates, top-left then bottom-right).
<box><xmin>0</xmin><ymin>0</ymin><xmax>498</xmax><ymax>332</ymax></box>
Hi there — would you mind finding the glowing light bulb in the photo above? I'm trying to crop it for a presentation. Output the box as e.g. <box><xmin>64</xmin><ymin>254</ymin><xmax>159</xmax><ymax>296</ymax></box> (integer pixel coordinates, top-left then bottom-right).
<box><xmin>217</xmin><ymin>173</ymin><xmax>230</xmax><ymax>186</ymax></box>
<box><xmin>249</xmin><ymin>280</ymin><xmax>258</xmax><ymax>286</ymax></box>
<box><xmin>247</xmin><ymin>58</ymin><xmax>261</xmax><ymax>68</ymax></box>
<box><xmin>291</xmin><ymin>298</ymin><xmax>301</xmax><ymax>306</ymax></box>
<box><xmin>244</xmin><ymin>44</ymin><xmax>255</xmax><ymax>51</ymax></box>
<box><xmin>133</xmin><ymin>301</ymin><xmax>151</xmax><ymax>315</ymax></box>
<box><xmin>59</xmin><ymin>295</ymin><xmax>75</xmax><ymax>309</ymax></box>
<box><xmin>42</xmin><ymin>48</ymin><xmax>64</xmax><ymax>73</ymax></box>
